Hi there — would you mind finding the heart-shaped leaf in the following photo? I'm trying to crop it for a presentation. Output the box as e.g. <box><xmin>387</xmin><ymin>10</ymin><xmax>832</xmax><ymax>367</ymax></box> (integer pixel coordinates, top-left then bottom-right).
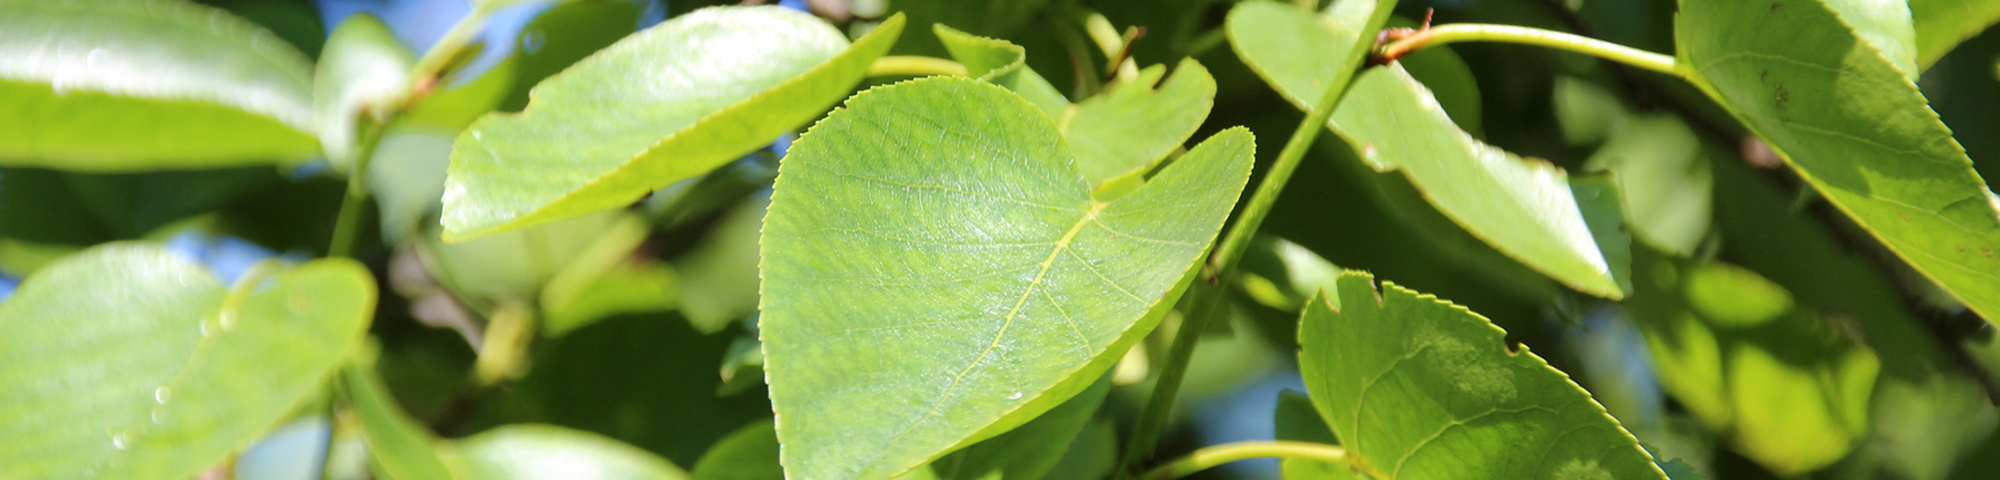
<box><xmin>0</xmin><ymin>0</ymin><xmax>318</xmax><ymax>170</ymax></box>
<box><xmin>0</xmin><ymin>243</ymin><xmax>375</xmax><ymax>480</ymax></box>
<box><xmin>314</xmin><ymin>13</ymin><xmax>414</xmax><ymax>172</ymax></box>
<box><xmin>760</xmin><ymin>77</ymin><xmax>1252</xmax><ymax>479</ymax></box>
<box><xmin>1678</xmin><ymin>0</ymin><xmax>2000</xmax><ymax>325</ymax></box>
<box><xmin>1298</xmin><ymin>272</ymin><xmax>1665</xmax><ymax>479</ymax></box>
<box><xmin>1228</xmin><ymin>1</ymin><xmax>1625</xmax><ymax>299</ymax></box>
<box><xmin>440</xmin><ymin>6</ymin><xmax>905</xmax><ymax>241</ymax></box>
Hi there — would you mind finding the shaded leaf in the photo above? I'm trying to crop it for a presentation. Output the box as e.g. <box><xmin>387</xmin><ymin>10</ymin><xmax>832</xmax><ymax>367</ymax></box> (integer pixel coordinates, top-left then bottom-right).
<box><xmin>1678</xmin><ymin>0</ymin><xmax>2000</xmax><ymax>326</ymax></box>
<box><xmin>1229</xmin><ymin>1</ymin><xmax>1624</xmax><ymax>299</ymax></box>
<box><xmin>1040</xmin><ymin>419</ymin><xmax>1116</xmax><ymax>480</ymax></box>
<box><xmin>692</xmin><ymin>421</ymin><xmax>782</xmax><ymax>480</ymax></box>
<box><xmin>1824</xmin><ymin>0</ymin><xmax>1917</xmax><ymax>80</ymax></box>
<box><xmin>1273</xmin><ymin>390</ymin><xmax>1359</xmax><ymax>479</ymax></box>
<box><xmin>931</xmin><ymin>374</ymin><xmax>1111</xmax><ymax>480</ymax></box>
<box><xmin>440</xmin><ymin>7</ymin><xmax>905</xmax><ymax>241</ymax></box>
<box><xmin>0</xmin><ymin>243</ymin><xmax>375</xmax><ymax>479</ymax></box>
<box><xmin>0</xmin><ymin>0</ymin><xmax>318</xmax><ymax>170</ymax></box>
<box><xmin>1297</xmin><ymin>272</ymin><xmax>1665</xmax><ymax>479</ymax></box>
<box><xmin>344</xmin><ymin>354</ymin><xmax>455</xmax><ymax>480</ymax></box>
<box><xmin>1625</xmin><ymin>244</ymin><xmax>1878</xmax><ymax>476</ymax></box>
<box><xmin>761</xmin><ymin>77</ymin><xmax>1253</xmax><ymax>479</ymax></box>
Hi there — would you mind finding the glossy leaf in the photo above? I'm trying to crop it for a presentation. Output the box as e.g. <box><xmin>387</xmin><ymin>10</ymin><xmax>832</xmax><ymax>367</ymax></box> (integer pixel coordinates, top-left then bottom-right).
<box><xmin>440</xmin><ymin>7</ymin><xmax>906</xmax><ymax>241</ymax></box>
<box><xmin>930</xmin><ymin>375</ymin><xmax>1110</xmax><ymax>480</ymax></box>
<box><xmin>445</xmin><ymin>425</ymin><xmax>688</xmax><ymax>480</ymax></box>
<box><xmin>1298</xmin><ymin>272</ymin><xmax>1665</xmax><ymax>479</ymax></box>
<box><xmin>761</xmin><ymin>77</ymin><xmax>1253</xmax><ymax>479</ymax></box>
<box><xmin>1678</xmin><ymin>0</ymin><xmax>2000</xmax><ymax>325</ymax></box>
<box><xmin>314</xmin><ymin>13</ymin><xmax>414</xmax><ymax>171</ymax></box>
<box><xmin>1911</xmin><ymin>0</ymin><xmax>2000</xmax><ymax>67</ymax></box>
<box><xmin>0</xmin><ymin>243</ymin><xmax>375</xmax><ymax>479</ymax></box>
<box><xmin>1625</xmin><ymin>246</ymin><xmax>1878</xmax><ymax>475</ymax></box>
<box><xmin>1229</xmin><ymin>1</ymin><xmax>1624</xmax><ymax>299</ymax></box>
<box><xmin>0</xmin><ymin>0</ymin><xmax>318</xmax><ymax>170</ymax></box>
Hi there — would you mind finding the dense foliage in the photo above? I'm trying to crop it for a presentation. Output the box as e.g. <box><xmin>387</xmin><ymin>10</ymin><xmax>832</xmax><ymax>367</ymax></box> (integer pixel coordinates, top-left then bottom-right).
<box><xmin>4</xmin><ymin>0</ymin><xmax>2000</xmax><ymax>479</ymax></box>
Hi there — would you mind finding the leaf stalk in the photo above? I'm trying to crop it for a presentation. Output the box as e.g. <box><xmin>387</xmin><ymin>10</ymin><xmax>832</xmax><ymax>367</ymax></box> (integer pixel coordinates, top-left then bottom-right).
<box><xmin>1116</xmin><ymin>1</ymin><xmax>1399</xmax><ymax>476</ymax></box>
<box><xmin>1377</xmin><ymin>23</ymin><xmax>1682</xmax><ymax>77</ymax></box>
<box><xmin>1140</xmin><ymin>441</ymin><xmax>1350</xmax><ymax>480</ymax></box>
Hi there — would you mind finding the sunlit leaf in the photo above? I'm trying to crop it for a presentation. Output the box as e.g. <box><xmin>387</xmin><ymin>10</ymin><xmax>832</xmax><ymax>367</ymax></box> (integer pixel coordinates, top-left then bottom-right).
<box><xmin>0</xmin><ymin>0</ymin><xmax>318</xmax><ymax>170</ymax></box>
<box><xmin>0</xmin><ymin>243</ymin><xmax>375</xmax><ymax>479</ymax></box>
<box><xmin>1297</xmin><ymin>271</ymin><xmax>1666</xmax><ymax>479</ymax></box>
<box><xmin>932</xmin><ymin>25</ymin><xmax>1068</xmax><ymax>119</ymax></box>
<box><xmin>314</xmin><ymin>13</ymin><xmax>414</xmax><ymax>172</ymax></box>
<box><xmin>761</xmin><ymin>77</ymin><xmax>1251</xmax><ymax>479</ymax></box>
<box><xmin>1908</xmin><ymin>0</ymin><xmax>2000</xmax><ymax>68</ymax></box>
<box><xmin>445</xmin><ymin>425</ymin><xmax>688</xmax><ymax>480</ymax></box>
<box><xmin>1229</xmin><ymin>1</ymin><xmax>1625</xmax><ymax>299</ymax></box>
<box><xmin>440</xmin><ymin>7</ymin><xmax>905</xmax><ymax>241</ymax></box>
<box><xmin>1678</xmin><ymin>0</ymin><xmax>2000</xmax><ymax>326</ymax></box>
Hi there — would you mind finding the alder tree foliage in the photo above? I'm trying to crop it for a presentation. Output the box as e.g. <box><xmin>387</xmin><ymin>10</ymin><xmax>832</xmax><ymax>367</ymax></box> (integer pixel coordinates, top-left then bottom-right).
<box><xmin>8</xmin><ymin>0</ymin><xmax>2000</xmax><ymax>479</ymax></box>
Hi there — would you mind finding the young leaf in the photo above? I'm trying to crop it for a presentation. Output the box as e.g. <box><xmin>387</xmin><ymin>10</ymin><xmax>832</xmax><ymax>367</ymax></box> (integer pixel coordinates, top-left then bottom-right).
<box><xmin>1298</xmin><ymin>272</ymin><xmax>1666</xmax><ymax>479</ymax></box>
<box><xmin>761</xmin><ymin>77</ymin><xmax>1253</xmax><ymax>479</ymax></box>
<box><xmin>930</xmin><ymin>374</ymin><xmax>1111</xmax><ymax>480</ymax></box>
<box><xmin>314</xmin><ymin>13</ymin><xmax>415</xmax><ymax>172</ymax></box>
<box><xmin>932</xmin><ymin>24</ymin><xmax>1070</xmax><ymax>119</ymax></box>
<box><xmin>1228</xmin><ymin>1</ymin><xmax>1625</xmax><ymax>299</ymax></box>
<box><xmin>931</xmin><ymin>26</ymin><xmax>1218</xmax><ymax>189</ymax></box>
<box><xmin>444</xmin><ymin>425</ymin><xmax>688</xmax><ymax>480</ymax></box>
<box><xmin>439</xmin><ymin>7</ymin><xmax>905</xmax><ymax>242</ymax></box>
<box><xmin>1678</xmin><ymin>0</ymin><xmax>2000</xmax><ymax>326</ymax></box>
<box><xmin>0</xmin><ymin>243</ymin><xmax>375</xmax><ymax>480</ymax></box>
<box><xmin>1063</xmin><ymin>59</ymin><xmax>1217</xmax><ymax>188</ymax></box>
<box><xmin>1910</xmin><ymin>0</ymin><xmax>2000</xmax><ymax>68</ymax></box>
<box><xmin>0</xmin><ymin>0</ymin><xmax>318</xmax><ymax>170</ymax></box>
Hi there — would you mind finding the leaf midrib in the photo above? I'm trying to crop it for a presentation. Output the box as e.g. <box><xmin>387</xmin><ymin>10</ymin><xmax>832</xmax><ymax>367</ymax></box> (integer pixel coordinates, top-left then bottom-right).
<box><xmin>864</xmin><ymin>200</ymin><xmax>1108</xmax><ymax>476</ymax></box>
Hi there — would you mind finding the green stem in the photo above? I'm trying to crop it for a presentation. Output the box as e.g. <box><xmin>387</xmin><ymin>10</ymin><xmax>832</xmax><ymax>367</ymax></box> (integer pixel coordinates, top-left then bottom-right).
<box><xmin>866</xmin><ymin>56</ymin><xmax>968</xmax><ymax>78</ymax></box>
<box><xmin>409</xmin><ymin>7</ymin><xmax>497</xmax><ymax>85</ymax></box>
<box><xmin>1117</xmin><ymin>2</ymin><xmax>1398</xmax><ymax>477</ymax></box>
<box><xmin>1080</xmin><ymin>11</ymin><xmax>1138</xmax><ymax>82</ymax></box>
<box><xmin>326</xmin><ymin>121</ymin><xmax>386</xmax><ymax>259</ymax></box>
<box><xmin>1379</xmin><ymin>24</ymin><xmax>1683</xmax><ymax>77</ymax></box>
<box><xmin>1140</xmin><ymin>441</ymin><xmax>1350</xmax><ymax>480</ymax></box>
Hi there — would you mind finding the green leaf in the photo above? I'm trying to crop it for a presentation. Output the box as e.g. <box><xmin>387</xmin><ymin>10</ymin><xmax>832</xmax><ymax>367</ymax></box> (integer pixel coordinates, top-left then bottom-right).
<box><xmin>931</xmin><ymin>24</ymin><xmax>1069</xmax><ymax>119</ymax></box>
<box><xmin>365</xmin><ymin>126</ymin><xmax>455</xmax><ymax>244</ymax></box>
<box><xmin>1559</xmin><ymin>79</ymin><xmax>1714</xmax><ymax>256</ymax></box>
<box><xmin>314</xmin><ymin>13</ymin><xmax>414</xmax><ymax>172</ymax></box>
<box><xmin>444</xmin><ymin>425</ymin><xmax>688</xmax><ymax>480</ymax></box>
<box><xmin>439</xmin><ymin>7</ymin><xmax>906</xmax><ymax>241</ymax></box>
<box><xmin>1297</xmin><ymin>272</ymin><xmax>1666</xmax><ymax>479</ymax></box>
<box><xmin>930</xmin><ymin>26</ymin><xmax>1217</xmax><ymax>190</ymax></box>
<box><xmin>418</xmin><ymin>210</ymin><xmax>624</xmax><ymax>305</ymax></box>
<box><xmin>1911</xmin><ymin>0</ymin><xmax>2000</xmax><ymax>67</ymax></box>
<box><xmin>1624</xmin><ymin>246</ymin><xmax>1878</xmax><ymax>476</ymax></box>
<box><xmin>0</xmin><ymin>243</ymin><xmax>375</xmax><ymax>479</ymax></box>
<box><xmin>1229</xmin><ymin>1</ymin><xmax>1624</xmax><ymax>299</ymax></box>
<box><xmin>541</xmin><ymin>263</ymin><xmax>679</xmax><ymax>337</ymax></box>
<box><xmin>1062</xmin><ymin>59</ymin><xmax>1217</xmax><ymax>188</ymax></box>
<box><xmin>930</xmin><ymin>374</ymin><xmax>1111</xmax><ymax>480</ymax></box>
<box><xmin>761</xmin><ymin>77</ymin><xmax>1253</xmax><ymax>479</ymax></box>
<box><xmin>692</xmin><ymin>421</ymin><xmax>783</xmax><ymax>480</ymax></box>
<box><xmin>1678</xmin><ymin>0</ymin><xmax>2000</xmax><ymax>326</ymax></box>
<box><xmin>1824</xmin><ymin>0</ymin><xmax>1918</xmax><ymax>80</ymax></box>
<box><xmin>0</xmin><ymin>0</ymin><xmax>318</xmax><ymax>170</ymax></box>
<box><xmin>1274</xmin><ymin>391</ymin><xmax>1360</xmax><ymax>479</ymax></box>
<box><xmin>1040</xmin><ymin>419</ymin><xmax>1116</xmax><ymax>480</ymax></box>
<box><xmin>675</xmin><ymin>193</ymin><xmax>768</xmax><ymax>334</ymax></box>
<box><xmin>344</xmin><ymin>356</ymin><xmax>455</xmax><ymax>480</ymax></box>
